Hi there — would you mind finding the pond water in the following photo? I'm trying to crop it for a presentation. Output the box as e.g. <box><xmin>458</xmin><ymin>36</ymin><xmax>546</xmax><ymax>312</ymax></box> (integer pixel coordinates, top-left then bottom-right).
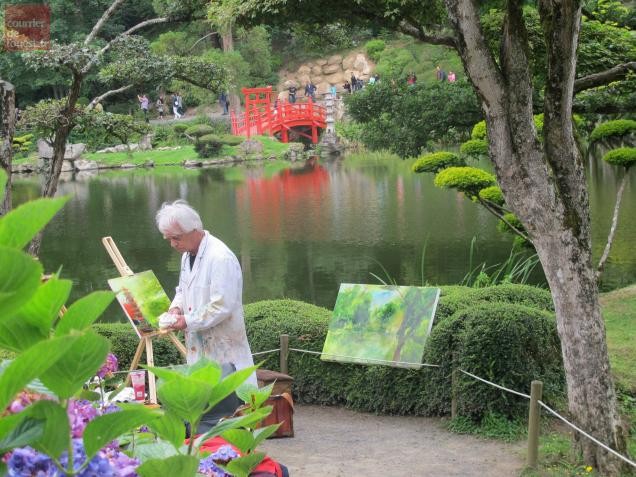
<box><xmin>13</xmin><ymin>151</ymin><xmax>636</xmax><ymax>323</ymax></box>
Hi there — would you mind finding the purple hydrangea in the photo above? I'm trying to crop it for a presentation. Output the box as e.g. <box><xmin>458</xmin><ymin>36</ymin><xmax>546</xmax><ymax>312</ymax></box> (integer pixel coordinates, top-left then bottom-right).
<box><xmin>67</xmin><ymin>400</ymin><xmax>98</xmax><ymax>438</ymax></box>
<box><xmin>198</xmin><ymin>446</ymin><xmax>240</xmax><ymax>477</ymax></box>
<box><xmin>97</xmin><ymin>353</ymin><xmax>119</xmax><ymax>379</ymax></box>
<box><xmin>6</xmin><ymin>447</ymin><xmax>53</xmax><ymax>476</ymax></box>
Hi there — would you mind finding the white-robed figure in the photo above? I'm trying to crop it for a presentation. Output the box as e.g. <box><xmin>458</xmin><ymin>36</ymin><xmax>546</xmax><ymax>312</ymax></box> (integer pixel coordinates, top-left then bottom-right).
<box><xmin>155</xmin><ymin>200</ymin><xmax>257</xmax><ymax>386</ymax></box>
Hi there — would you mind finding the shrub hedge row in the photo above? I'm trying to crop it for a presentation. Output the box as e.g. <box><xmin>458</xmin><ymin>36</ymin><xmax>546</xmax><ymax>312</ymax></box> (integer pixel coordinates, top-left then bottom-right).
<box><xmin>86</xmin><ymin>284</ymin><xmax>562</xmax><ymax>423</ymax></box>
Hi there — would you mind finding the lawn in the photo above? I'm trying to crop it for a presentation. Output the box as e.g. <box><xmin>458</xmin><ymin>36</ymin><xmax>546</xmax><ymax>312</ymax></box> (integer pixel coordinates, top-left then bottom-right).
<box><xmin>602</xmin><ymin>284</ymin><xmax>636</xmax><ymax>393</ymax></box>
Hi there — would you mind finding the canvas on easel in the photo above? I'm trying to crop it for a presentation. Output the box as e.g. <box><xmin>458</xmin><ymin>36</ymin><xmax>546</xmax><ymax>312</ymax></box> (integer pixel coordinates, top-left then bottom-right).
<box><xmin>102</xmin><ymin>236</ymin><xmax>186</xmax><ymax>404</ymax></box>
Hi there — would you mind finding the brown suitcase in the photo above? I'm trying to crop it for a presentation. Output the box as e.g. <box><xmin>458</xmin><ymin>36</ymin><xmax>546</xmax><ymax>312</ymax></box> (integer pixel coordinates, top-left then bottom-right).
<box><xmin>256</xmin><ymin>369</ymin><xmax>294</xmax><ymax>396</ymax></box>
<box><xmin>261</xmin><ymin>392</ymin><xmax>294</xmax><ymax>438</ymax></box>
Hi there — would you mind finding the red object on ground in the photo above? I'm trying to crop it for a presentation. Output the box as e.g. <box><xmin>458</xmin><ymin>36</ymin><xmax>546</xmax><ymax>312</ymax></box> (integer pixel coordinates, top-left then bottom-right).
<box><xmin>194</xmin><ymin>436</ymin><xmax>284</xmax><ymax>477</ymax></box>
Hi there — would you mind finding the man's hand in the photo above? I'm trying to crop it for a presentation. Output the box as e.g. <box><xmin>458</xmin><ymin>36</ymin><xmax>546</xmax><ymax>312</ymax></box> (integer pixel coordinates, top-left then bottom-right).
<box><xmin>168</xmin><ymin>307</ymin><xmax>183</xmax><ymax>315</ymax></box>
<box><xmin>170</xmin><ymin>315</ymin><xmax>187</xmax><ymax>331</ymax></box>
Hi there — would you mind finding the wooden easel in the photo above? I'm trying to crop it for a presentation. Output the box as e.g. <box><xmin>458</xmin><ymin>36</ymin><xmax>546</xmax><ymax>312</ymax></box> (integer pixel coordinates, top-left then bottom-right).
<box><xmin>102</xmin><ymin>236</ymin><xmax>187</xmax><ymax>404</ymax></box>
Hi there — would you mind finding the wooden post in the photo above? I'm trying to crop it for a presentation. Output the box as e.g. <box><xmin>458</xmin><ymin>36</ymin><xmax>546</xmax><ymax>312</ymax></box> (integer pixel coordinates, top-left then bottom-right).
<box><xmin>527</xmin><ymin>380</ymin><xmax>543</xmax><ymax>469</ymax></box>
<box><xmin>279</xmin><ymin>334</ymin><xmax>289</xmax><ymax>375</ymax></box>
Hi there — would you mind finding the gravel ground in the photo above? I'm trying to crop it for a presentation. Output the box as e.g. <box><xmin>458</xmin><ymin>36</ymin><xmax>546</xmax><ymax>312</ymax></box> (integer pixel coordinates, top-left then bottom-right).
<box><xmin>260</xmin><ymin>405</ymin><xmax>525</xmax><ymax>477</ymax></box>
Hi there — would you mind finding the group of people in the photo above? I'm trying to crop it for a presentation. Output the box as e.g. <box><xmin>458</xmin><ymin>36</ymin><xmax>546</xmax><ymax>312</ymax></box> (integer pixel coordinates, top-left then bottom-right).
<box><xmin>435</xmin><ymin>65</ymin><xmax>456</xmax><ymax>83</ymax></box>
<box><xmin>137</xmin><ymin>92</ymin><xmax>184</xmax><ymax>122</ymax></box>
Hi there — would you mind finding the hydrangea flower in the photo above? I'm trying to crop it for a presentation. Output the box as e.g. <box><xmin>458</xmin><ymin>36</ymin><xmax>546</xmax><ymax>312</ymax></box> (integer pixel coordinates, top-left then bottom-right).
<box><xmin>198</xmin><ymin>446</ymin><xmax>240</xmax><ymax>477</ymax></box>
<box><xmin>97</xmin><ymin>353</ymin><xmax>119</xmax><ymax>379</ymax></box>
<box><xmin>67</xmin><ymin>400</ymin><xmax>98</xmax><ymax>438</ymax></box>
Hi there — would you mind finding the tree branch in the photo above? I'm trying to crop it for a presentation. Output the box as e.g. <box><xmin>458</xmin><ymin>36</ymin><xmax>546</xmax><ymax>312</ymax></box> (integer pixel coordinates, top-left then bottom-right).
<box><xmin>88</xmin><ymin>84</ymin><xmax>133</xmax><ymax>109</ymax></box>
<box><xmin>597</xmin><ymin>169</ymin><xmax>630</xmax><ymax>278</ymax></box>
<box><xmin>574</xmin><ymin>62</ymin><xmax>636</xmax><ymax>94</ymax></box>
<box><xmin>479</xmin><ymin>198</ymin><xmax>532</xmax><ymax>243</ymax></box>
<box><xmin>398</xmin><ymin>20</ymin><xmax>457</xmax><ymax>48</ymax></box>
<box><xmin>84</xmin><ymin>0</ymin><xmax>127</xmax><ymax>46</ymax></box>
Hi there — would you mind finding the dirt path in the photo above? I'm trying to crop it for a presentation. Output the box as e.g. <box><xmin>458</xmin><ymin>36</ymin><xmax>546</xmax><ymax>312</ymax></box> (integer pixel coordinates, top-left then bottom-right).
<box><xmin>260</xmin><ymin>405</ymin><xmax>525</xmax><ymax>477</ymax></box>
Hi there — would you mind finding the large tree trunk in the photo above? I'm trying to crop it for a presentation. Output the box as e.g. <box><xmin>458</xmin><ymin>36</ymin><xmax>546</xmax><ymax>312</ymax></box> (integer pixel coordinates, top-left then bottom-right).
<box><xmin>444</xmin><ymin>0</ymin><xmax>626</xmax><ymax>473</ymax></box>
<box><xmin>221</xmin><ymin>23</ymin><xmax>241</xmax><ymax>113</ymax></box>
<box><xmin>0</xmin><ymin>80</ymin><xmax>15</xmax><ymax>215</ymax></box>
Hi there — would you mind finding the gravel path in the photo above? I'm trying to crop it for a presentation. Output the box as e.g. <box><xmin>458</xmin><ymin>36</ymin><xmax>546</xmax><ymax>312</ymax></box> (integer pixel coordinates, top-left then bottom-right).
<box><xmin>260</xmin><ymin>405</ymin><xmax>525</xmax><ymax>477</ymax></box>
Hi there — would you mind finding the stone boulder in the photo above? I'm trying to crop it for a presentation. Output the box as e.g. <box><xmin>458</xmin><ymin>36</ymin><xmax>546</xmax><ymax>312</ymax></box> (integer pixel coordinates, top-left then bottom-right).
<box><xmin>183</xmin><ymin>160</ymin><xmax>202</xmax><ymax>168</ymax></box>
<box><xmin>74</xmin><ymin>159</ymin><xmax>99</xmax><ymax>171</ymax></box>
<box><xmin>322</xmin><ymin>63</ymin><xmax>340</xmax><ymax>75</ymax></box>
<box><xmin>138</xmin><ymin>134</ymin><xmax>153</xmax><ymax>151</ymax></box>
<box><xmin>61</xmin><ymin>160</ymin><xmax>74</xmax><ymax>172</ymax></box>
<box><xmin>353</xmin><ymin>54</ymin><xmax>372</xmax><ymax>75</ymax></box>
<box><xmin>342</xmin><ymin>53</ymin><xmax>358</xmax><ymax>70</ymax></box>
<box><xmin>37</xmin><ymin>139</ymin><xmax>86</xmax><ymax>160</ymax></box>
<box><xmin>327</xmin><ymin>54</ymin><xmax>343</xmax><ymax>65</ymax></box>
<box><xmin>298</xmin><ymin>65</ymin><xmax>311</xmax><ymax>75</ymax></box>
<box><xmin>311</xmin><ymin>65</ymin><xmax>323</xmax><ymax>76</ymax></box>
<box><xmin>240</xmin><ymin>139</ymin><xmax>264</xmax><ymax>155</ymax></box>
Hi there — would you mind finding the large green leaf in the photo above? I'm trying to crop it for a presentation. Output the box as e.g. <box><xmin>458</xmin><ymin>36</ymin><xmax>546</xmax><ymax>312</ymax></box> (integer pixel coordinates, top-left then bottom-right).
<box><xmin>55</xmin><ymin>291</ymin><xmax>114</xmax><ymax>336</ymax></box>
<box><xmin>136</xmin><ymin>455</ymin><xmax>199</xmax><ymax>477</ymax></box>
<box><xmin>156</xmin><ymin>375</ymin><xmax>212</xmax><ymax>425</ymax></box>
<box><xmin>17</xmin><ymin>276</ymin><xmax>72</xmax><ymax>333</ymax></box>
<box><xmin>83</xmin><ymin>406</ymin><xmax>162</xmax><ymax>459</ymax></box>
<box><xmin>222</xmin><ymin>452</ymin><xmax>265</xmax><ymax>477</ymax></box>
<box><xmin>251</xmin><ymin>424</ymin><xmax>281</xmax><ymax>449</ymax></box>
<box><xmin>40</xmin><ymin>332</ymin><xmax>110</xmax><ymax>399</ymax></box>
<box><xmin>194</xmin><ymin>408</ymin><xmax>272</xmax><ymax>446</ymax></box>
<box><xmin>0</xmin><ymin>414</ymin><xmax>45</xmax><ymax>453</ymax></box>
<box><xmin>220</xmin><ymin>428</ymin><xmax>253</xmax><ymax>453</ymax></box>
<box><xmin>147</xmin><ymin>410</ymin><xmax>186</xmax><ymax>450</ymax></box>
<box><xmin>25</xmin><ymin>400</ymin><xmax>70</xmax><ymax>458</ymax></box>
<box><xmin>0</xmin><ymin>314</ymin><xmax>48</xmax><ymax>352</ymax></box>
<box><xmin>236</xmin><ymin>383</ymin><xmax>273</xmax><ymax>410</ymax></box>
<box><xmin>131</xmin><ymin>440</ymin><xmax>180</xmax><ymax>463</ymax></box>
<box><xmin>0</xmin><ymin>247</ymin><xmax>42</xmax><ymax>320</ymax></box>
<box><xmin>0</xmin><ymin>335</ymin><xmax>77</xmax><ymax>411</ymax></box>
<box><xmin>208</xmin><ymin>366</ymin><xmax>258</xmax><ymax>410</ymax></box>
<box><xmin>185</xmin><ymin>358</ymin><xmax>222</xmax><ymax>384</ymax></box>
<box><xmin>0</xmin><ymin>196</ymin><xmax>69</xmax><ymax>249</ymax></box>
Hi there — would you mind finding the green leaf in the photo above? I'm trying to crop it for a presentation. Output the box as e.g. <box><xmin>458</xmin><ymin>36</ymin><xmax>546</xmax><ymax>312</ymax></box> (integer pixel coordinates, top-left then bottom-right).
<box><xmin>194</xmin><ymin>408</ymin><xmax>272</xmax><ymax>446</ymax></box>
<box><xmin>156</xmin><ymin>375</ymin><xmax>212</xmax><ymax>424</ymax></box>
<box><xmin>83</xmin><ymin>407</ymin><xmax>162</xmax><ymax>459</ymax></box>
<box><xmin>0</xmin><ymin>247</ymin><xmax>42</xmax><ymax>320</ymax></box>
<box><xmin>222</xmin><ymin>452</ymin><xmax>265</xmax><ymax>477</ymax></box>
<box><xmin>208</xmin><ymin>366</ymin><xmax>258</xmax><ymax>410</ymax></box>
<box><xmin>220</xmin><ymin>428</ymin><xmax>254</xmax><ymax>453</ymax></box>
<box><xmin>236</xmin><ymin>383</ymin><xmax>273</xmax><ymax>409</ymax></box>
<box><xmin>17</xmin><ymin>276</ymin><xmax>72</xmax><ymax>333</ymax></box>
<box><xmin>186</xmin><ymin>358</ymin><xmax>222</xmax><ymax>384</ymax></box>
<box><xmin>40</xmin><ymin>331</ymin><xmax>110</xmax><ymax>399</ymax></box>
<box><xmin>147</xmin><ymin>410</ymin><xmax>186</xmax><ymax>450</ymax></box>
<box><xmin>0</xmin><ymin>196</ymin><xmax>69</xmax><ymax>249</ymax></box>
<box><xmin>77</xmin><ymin>390</ymin><xmax>102</xmax><ymax>401</ymax></box>
<box><xmin>131</xmin><ymin>440</ymin><xmax>180</xmax><ymax>463</ymax></box>
<box><xmin>252</xmin><ymin>424</ymin><xmax>281</xmax><ymax>448</ymax></box>
<box><xmin>0</xmin><ymin>314</ymin><xmax>48</xmax><ymax>352</ymax></box>
<box><xmin>0</xmin><ymin>335</ymin><xmax>77</xmax><ymax>411</ymax></box>
<box><xmin>136</xmin><ymin>455</ymin><xmax>199</xmax><ymax>477</ymax></box>
<box><xmin>0</xmin><ymin>414</ymin><xmax>45</xmax><ymax>453</ymax></box>
<box><xmin>55</xmin><ymin>291</ymin><xmax>114</xmax><ymax>336</ymax></box>
<box><xmin>25</xmin><ymin>400</ymin><xmax>70</xmax><ymax>458</ymax></box>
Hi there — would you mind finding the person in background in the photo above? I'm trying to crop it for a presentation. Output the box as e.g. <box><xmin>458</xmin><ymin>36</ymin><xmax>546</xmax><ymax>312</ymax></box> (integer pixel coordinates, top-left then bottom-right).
<box><xmin>343</xmin><ymin>80</ymin><xmax>351</xmax><ymax>94</ymax></box>
<box><xmin>288</xmin><ymin>84</ymin><xmax>297</xmax><ymax>103</ymax></box>
<box><xmin>156</xmin><ymin>96</ymin><xmax>165</xmax><ymax>120</ymax></box>
<box><xmin>219</xmin><ymin>91</ymin><xmax>229</xmax><ymax>115</ymax></box>
<box><xmin>351</xmin><ymin>73</ymin><xmax>357</xmax><ymax>91</ymax></box>
<box><xmin>329</xmin><ymin>84</ymin><xmax>337</xmax><ymax>98</ymax></box>
<box><xmin>448</xmin><ymin>71</ymin><xmax>456</xmax><ymax>83</ymax></box>
<box><xmin>137</xmin><ymin>93</ymin><xmax>149</xmax><ymax>123</ymax></box>
<box><xmin>171</xmin><ymin>92</ymin><xmax>182</xmax><ymax>119</ymax></box>
<box><xmin>155</xmin><ymin>199</ymin><xmax>257</xmax><ymax>387</ymax></box>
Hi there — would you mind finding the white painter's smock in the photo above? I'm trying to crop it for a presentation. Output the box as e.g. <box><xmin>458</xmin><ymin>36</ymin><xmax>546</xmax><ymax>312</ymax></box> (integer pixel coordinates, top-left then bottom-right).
<box><xmin>171</xmin><ymin>231</ymin><xmax>257</xmax><ymax>385</ymax></box>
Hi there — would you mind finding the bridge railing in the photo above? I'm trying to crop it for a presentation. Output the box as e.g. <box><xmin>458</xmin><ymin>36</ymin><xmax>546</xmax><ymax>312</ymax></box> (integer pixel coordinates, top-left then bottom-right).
<box><xmin>232</xmin><ymin>99</ymin><xmax>326</xmax><ymax>138</ymax></box>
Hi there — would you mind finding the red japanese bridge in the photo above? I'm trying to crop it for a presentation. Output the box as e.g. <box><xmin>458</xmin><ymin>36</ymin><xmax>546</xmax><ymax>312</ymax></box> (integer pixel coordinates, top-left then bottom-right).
<box><xmin>230</xmin><ymin>86</ymin><xmax>327</xmax><ymax>143</ymax></box>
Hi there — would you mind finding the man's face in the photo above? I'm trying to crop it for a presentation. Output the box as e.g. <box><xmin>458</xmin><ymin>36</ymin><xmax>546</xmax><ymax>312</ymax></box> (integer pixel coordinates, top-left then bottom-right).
<box><xmin>163</xmin><ymin>226</ymin><xmax>200</xmax><ymax>254</ymax></box>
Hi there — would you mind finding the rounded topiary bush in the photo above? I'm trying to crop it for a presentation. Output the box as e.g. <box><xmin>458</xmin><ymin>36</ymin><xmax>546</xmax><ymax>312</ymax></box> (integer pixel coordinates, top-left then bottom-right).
<box><xmin>590</xmin><ymin>119</ymin><xmax>636</xmax><ymax>143</ymax></box>
<box><xmin>422</xmin><ymin>303</ymin><xmax>564</xmax><ymax>421</ymax></box>
<box><xmin>221</xmin><ymin>134</ymin><xmax>243</xmax><ymax>146</ymax></box>
<box><xmin>195</xmin><ymin>134</ymin><xmax>224</xmax><ymax>157</ymax></box>
<box><xmin>412</xmin><ymin>151</ymin><xmax>464</xmax><ymax>174</ymax></box>
<box><xmin>471</xmin><ymin>120</ymin><xmax>487</xmax><ymax>140</ymax></box>
<box><xmin>92</xmin><ymin>323</ymin><xmax>185</xmax><ymax>370</ymax></box>
<box><xmin>173</xmin><ymin>123</ymin><xmax>188</xmax><ymax>135</ymax></box>
<box><xmin>365</xmin><ymin>39</ymin><xmax>386</xmax><ymax>61</ymax></box>
<box><xmin>602</xmin><ymin>147</ymin><xmax>636</xmax><ymax>168</ymax></box>
<box><xmin>468</xmin><ymin>284</ymin><xmax>553</xmax><ymax>312</ymax></box>
<box><xmin>460</xmin><ymin>139</ymin><xmax>488</xmax><ymax>157</ymax></box>
<box><xmin>434</xmin><ymin>167</ymin><xmax>497</xmax><ymax>196</ymax></box>
<box><xmin>185</xmin><ymin>124</ymin><xmax>215</xmax><ymax>138</ymax></box>
<box><xmin>478</xmin><ymin>185</ymin><xmax>505</xmax><ymax>205</ymax></box>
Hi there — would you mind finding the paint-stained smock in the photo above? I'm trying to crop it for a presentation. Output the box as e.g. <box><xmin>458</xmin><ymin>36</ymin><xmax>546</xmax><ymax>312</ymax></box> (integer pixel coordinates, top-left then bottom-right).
<box><xmin>171</xmin><ymin>231</ymin><xmax>257</xmax><ymax>385</ymax></box>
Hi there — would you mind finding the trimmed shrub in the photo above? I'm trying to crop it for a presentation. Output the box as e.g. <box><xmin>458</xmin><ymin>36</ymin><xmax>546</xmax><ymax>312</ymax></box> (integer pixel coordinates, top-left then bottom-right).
<box><xmin>471</xmin><ymin>120</ymin><xmax>487</xmax><ymax>140</ymax></box>
<box><xmin>412</xmin><ymin>151</ymin><xmax>464</xmax><ymax>174</ymax></box>
<box><xmin>434</xmin><ymin>167</ymin><xmax>497</xmax><ymax>196</ymax></box>
<box><xmin>195</xmin><ymin>134</ymin><xmax>242</xmax><ymax>158</ymax></box>
<box><xmin>478</xmin><ymin>185</ymin><xmax>505</xmax><ymax>205</ymax></box>
<box><xmin>185</xmin><ymin>124</ymin><xmax>215</xmax><ymax>138</ymax></box>
<box><xmin>459</xmin><ymin>139</ymin><xmax>488</xmax><ymax>157</ymax></box>
<box><xmin>602</xmin><ymin>147</ymin><xmax>636</xmax><ymax>168</ymax></box>
<box><xmin>590</xmin><ymin>119</ymin><xmax>636</xmax><ymax>143</ymax></box>
<box><xmin>422</xmin><ymin>303</ymin><xmax>564</xmax><ymax>420</ymax></box>
<box><xmin>365</xmin><ymin>39</ymin><xmax>386</xmax><ymax>61</ymax></box>
<box><xmin>173</xmin><ymin>123</ymin><xmax>188</xmax><ymax>135</ymax></box>
<box><xmin>92</xmin><ymin>323</ymin><xmax>185</xmax><ymax>371</ymax></box>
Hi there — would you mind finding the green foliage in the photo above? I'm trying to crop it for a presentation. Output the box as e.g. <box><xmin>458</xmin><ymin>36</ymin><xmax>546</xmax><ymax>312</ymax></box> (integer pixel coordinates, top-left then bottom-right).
<box><xmin>412</xmin><ymin>151</ymin><xmax>465</xmax><ymax>173</ymax></box>
<box><xmin>434</xmin><ymin>167</ymin><xmax>497</xmax><ymax>197</ymax></box>
<box><xmin>589</xmin><ymin>119</ymin><xmax>636</xmax><ymax>143</ymax></box>
<box><xmin>365</xmin><ymin>39</ymin><xmax>386</xmax><ymax>61</ymax></box>
<box><xmin>335</xmin><ymin>120</ymin><xmax>365</xmax><ymax>145</ymax></box>
<box><xmin>459</xmin><ymin>139</ymin><xmax>488</xmax><ymax>157</ymax></box>
<box><xmin>11</xmin><ymin>134</ymin><xmax>34</xmax><ymax>156</ymax></box>
<box><xmin>195</xmin><ymin>134</ymin><xmax>243</xmax><ymax>158</ymax></box>
<box><xmin>173</xmin><ymin>123</ymin><xmax>189</xmax><ymax>135</ymax></box>
<box><xmin>236</xmin><ymin>26</ymin><xmax>278</xmax><ymax>86</ymax></box>
<box><xmin>345</xmin><ymin>81</ymin><xmax>481</xmax><ymax>157</ymax></box>
<box><xmin>602</xmin><ymin>147</ymin><xmax>636</xmax><ymax>168</ymax></box>
<box><xmin>471</xmin><ymin>120</ymin><xmax>487</xmax><ymax>140</ymax></box>
<box><xmin>447</xmin><ymin>413</ymin><xmax>526</xmax><ymax>442</ymax></box>
<box><xmin>478</xmin><ymin>186</ymin><xmax>504</xmax><ymax>206</ymax></box>
<box><xmin>185</xmin><ymin>124</ymin><xmax>215</xmax><ymax>138</ymax></box>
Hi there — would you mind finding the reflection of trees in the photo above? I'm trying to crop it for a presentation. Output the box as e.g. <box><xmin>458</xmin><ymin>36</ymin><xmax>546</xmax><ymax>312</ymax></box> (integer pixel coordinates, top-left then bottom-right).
<box><xmin>332</xmin><ymin>285</ymin><xmax>371</xmax><ymax>330</ymax></box>
<box><xmin>392</xmin><ymin>288</ymin><xmax>432</xmax><ymax>361</ymax></box>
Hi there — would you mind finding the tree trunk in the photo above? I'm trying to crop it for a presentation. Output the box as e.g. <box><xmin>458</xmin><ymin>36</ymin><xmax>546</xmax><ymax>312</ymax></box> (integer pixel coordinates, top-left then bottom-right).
<box><xmin>0</xmin><ymin>80</ymin><xmax>15</xmax><ymax>215</ymax></box>
<box><xmin>221</xmin><ymin>23</ymin><xmax>240</xmax><ymax>113</ymax></box>
<box><xmin>444</xmin><ymin>0</ymin><xmax>627</xmax><ymax>473</ymax></box>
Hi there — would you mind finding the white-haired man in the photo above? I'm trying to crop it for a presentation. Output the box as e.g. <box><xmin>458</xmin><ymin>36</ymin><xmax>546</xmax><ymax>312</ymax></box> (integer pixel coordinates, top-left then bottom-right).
<box><xmin>156</xmin><ymin>199</ymin><xmax>257</xmax><ymax>386</ymax></box>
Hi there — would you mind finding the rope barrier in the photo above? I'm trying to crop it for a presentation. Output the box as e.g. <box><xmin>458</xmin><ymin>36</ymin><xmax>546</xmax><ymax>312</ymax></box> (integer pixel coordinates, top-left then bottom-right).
<box><xmin>288</xmin><ymin>347</ymin><xmax>441</xmax><ymax>368</ymax></box>
<box><xmin>252</xmin><ymin>348</ymin><xmax>281</xmax><ymax>357</ymax></box>
<box><xmin>458</xmin><ymin>369</ymin><xmax>531</xmax><ymax>399</ymax></box>
<box><xmin>538</xmin><ymin>401</ymin><xmax>636</xmax><ymax>469</ymax></box>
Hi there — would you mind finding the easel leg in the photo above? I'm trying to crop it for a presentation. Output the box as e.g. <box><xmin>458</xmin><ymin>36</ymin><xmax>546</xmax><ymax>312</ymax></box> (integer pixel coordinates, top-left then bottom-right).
<box><xmin>145</xmin><ymin>337</ymin><xmax>157</xmax><ymax>404</ymax></box>
<box><xmin>168</xmin><ymin>332</ymin><xmax>187</xmax><ymax>357</ymax></box>
<box><xmin>126</xmin><ymin>338</ymin><xmax>146</xmax><ymax>387</ymax></box>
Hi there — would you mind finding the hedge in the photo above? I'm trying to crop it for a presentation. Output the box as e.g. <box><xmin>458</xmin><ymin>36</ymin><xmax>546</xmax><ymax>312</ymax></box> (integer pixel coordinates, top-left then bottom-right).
<box><xmin>590</xmin><ymin>119</ymin><xmax>636</xmax><ymax>143</ymax></box>
<box><xmin>459</xmin><ymin>139</ymin><xmax>488</xmax><ymax>157</ymax></box>
<box><xmin>471</xmin><ymin>120</ymin><xmax>487</xmax><ymax>140</ymax></box>
<box><xmin>434</xmin><ymin>167</ymin><xmax>497</xmax><ymax>197</ymax></box>
<box><xmin>195</xmin><ymin>134</ymin><xmax>242</xmax><ymax>158</ymax></box>
<box><xmin>184</xmin><ymin>124</ymin><xmax>215</xmax><ymax>138</ymax></box>
<box><xmin>602</xmin><ymin>147</ymin><xmax>636</xmax><ymax>168</ymax></box>
<box><xmin>412</xmin><ymin>151</ymin><xmax>464</xmax><ymax>174</ymax></box>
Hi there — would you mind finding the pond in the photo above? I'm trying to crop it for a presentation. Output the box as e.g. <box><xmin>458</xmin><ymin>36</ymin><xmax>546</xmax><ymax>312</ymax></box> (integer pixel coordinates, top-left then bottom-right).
<box><xmin>13</xmin><ymin>151</ymin><xmax>636</xmax><ymax>323</ymax></box>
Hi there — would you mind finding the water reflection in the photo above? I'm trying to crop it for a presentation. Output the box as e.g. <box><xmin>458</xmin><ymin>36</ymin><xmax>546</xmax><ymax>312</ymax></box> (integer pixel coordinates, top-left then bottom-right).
<box><xmin>13</xmin><ymin>151</ymin><xmax>635</xmax><ymax>323</ymax></box>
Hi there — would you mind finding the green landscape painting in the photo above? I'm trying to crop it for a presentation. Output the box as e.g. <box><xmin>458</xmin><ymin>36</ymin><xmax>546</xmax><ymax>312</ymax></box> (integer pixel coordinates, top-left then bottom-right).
<box><xmin>108</xmin><ymin>270</ymin><xmax>171</xmax><ymax>335</ymax></box>
<box><xmin>321</xmin><ymin>284</ymin><xmax>440</xmax><ymax>368</ymax></box>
